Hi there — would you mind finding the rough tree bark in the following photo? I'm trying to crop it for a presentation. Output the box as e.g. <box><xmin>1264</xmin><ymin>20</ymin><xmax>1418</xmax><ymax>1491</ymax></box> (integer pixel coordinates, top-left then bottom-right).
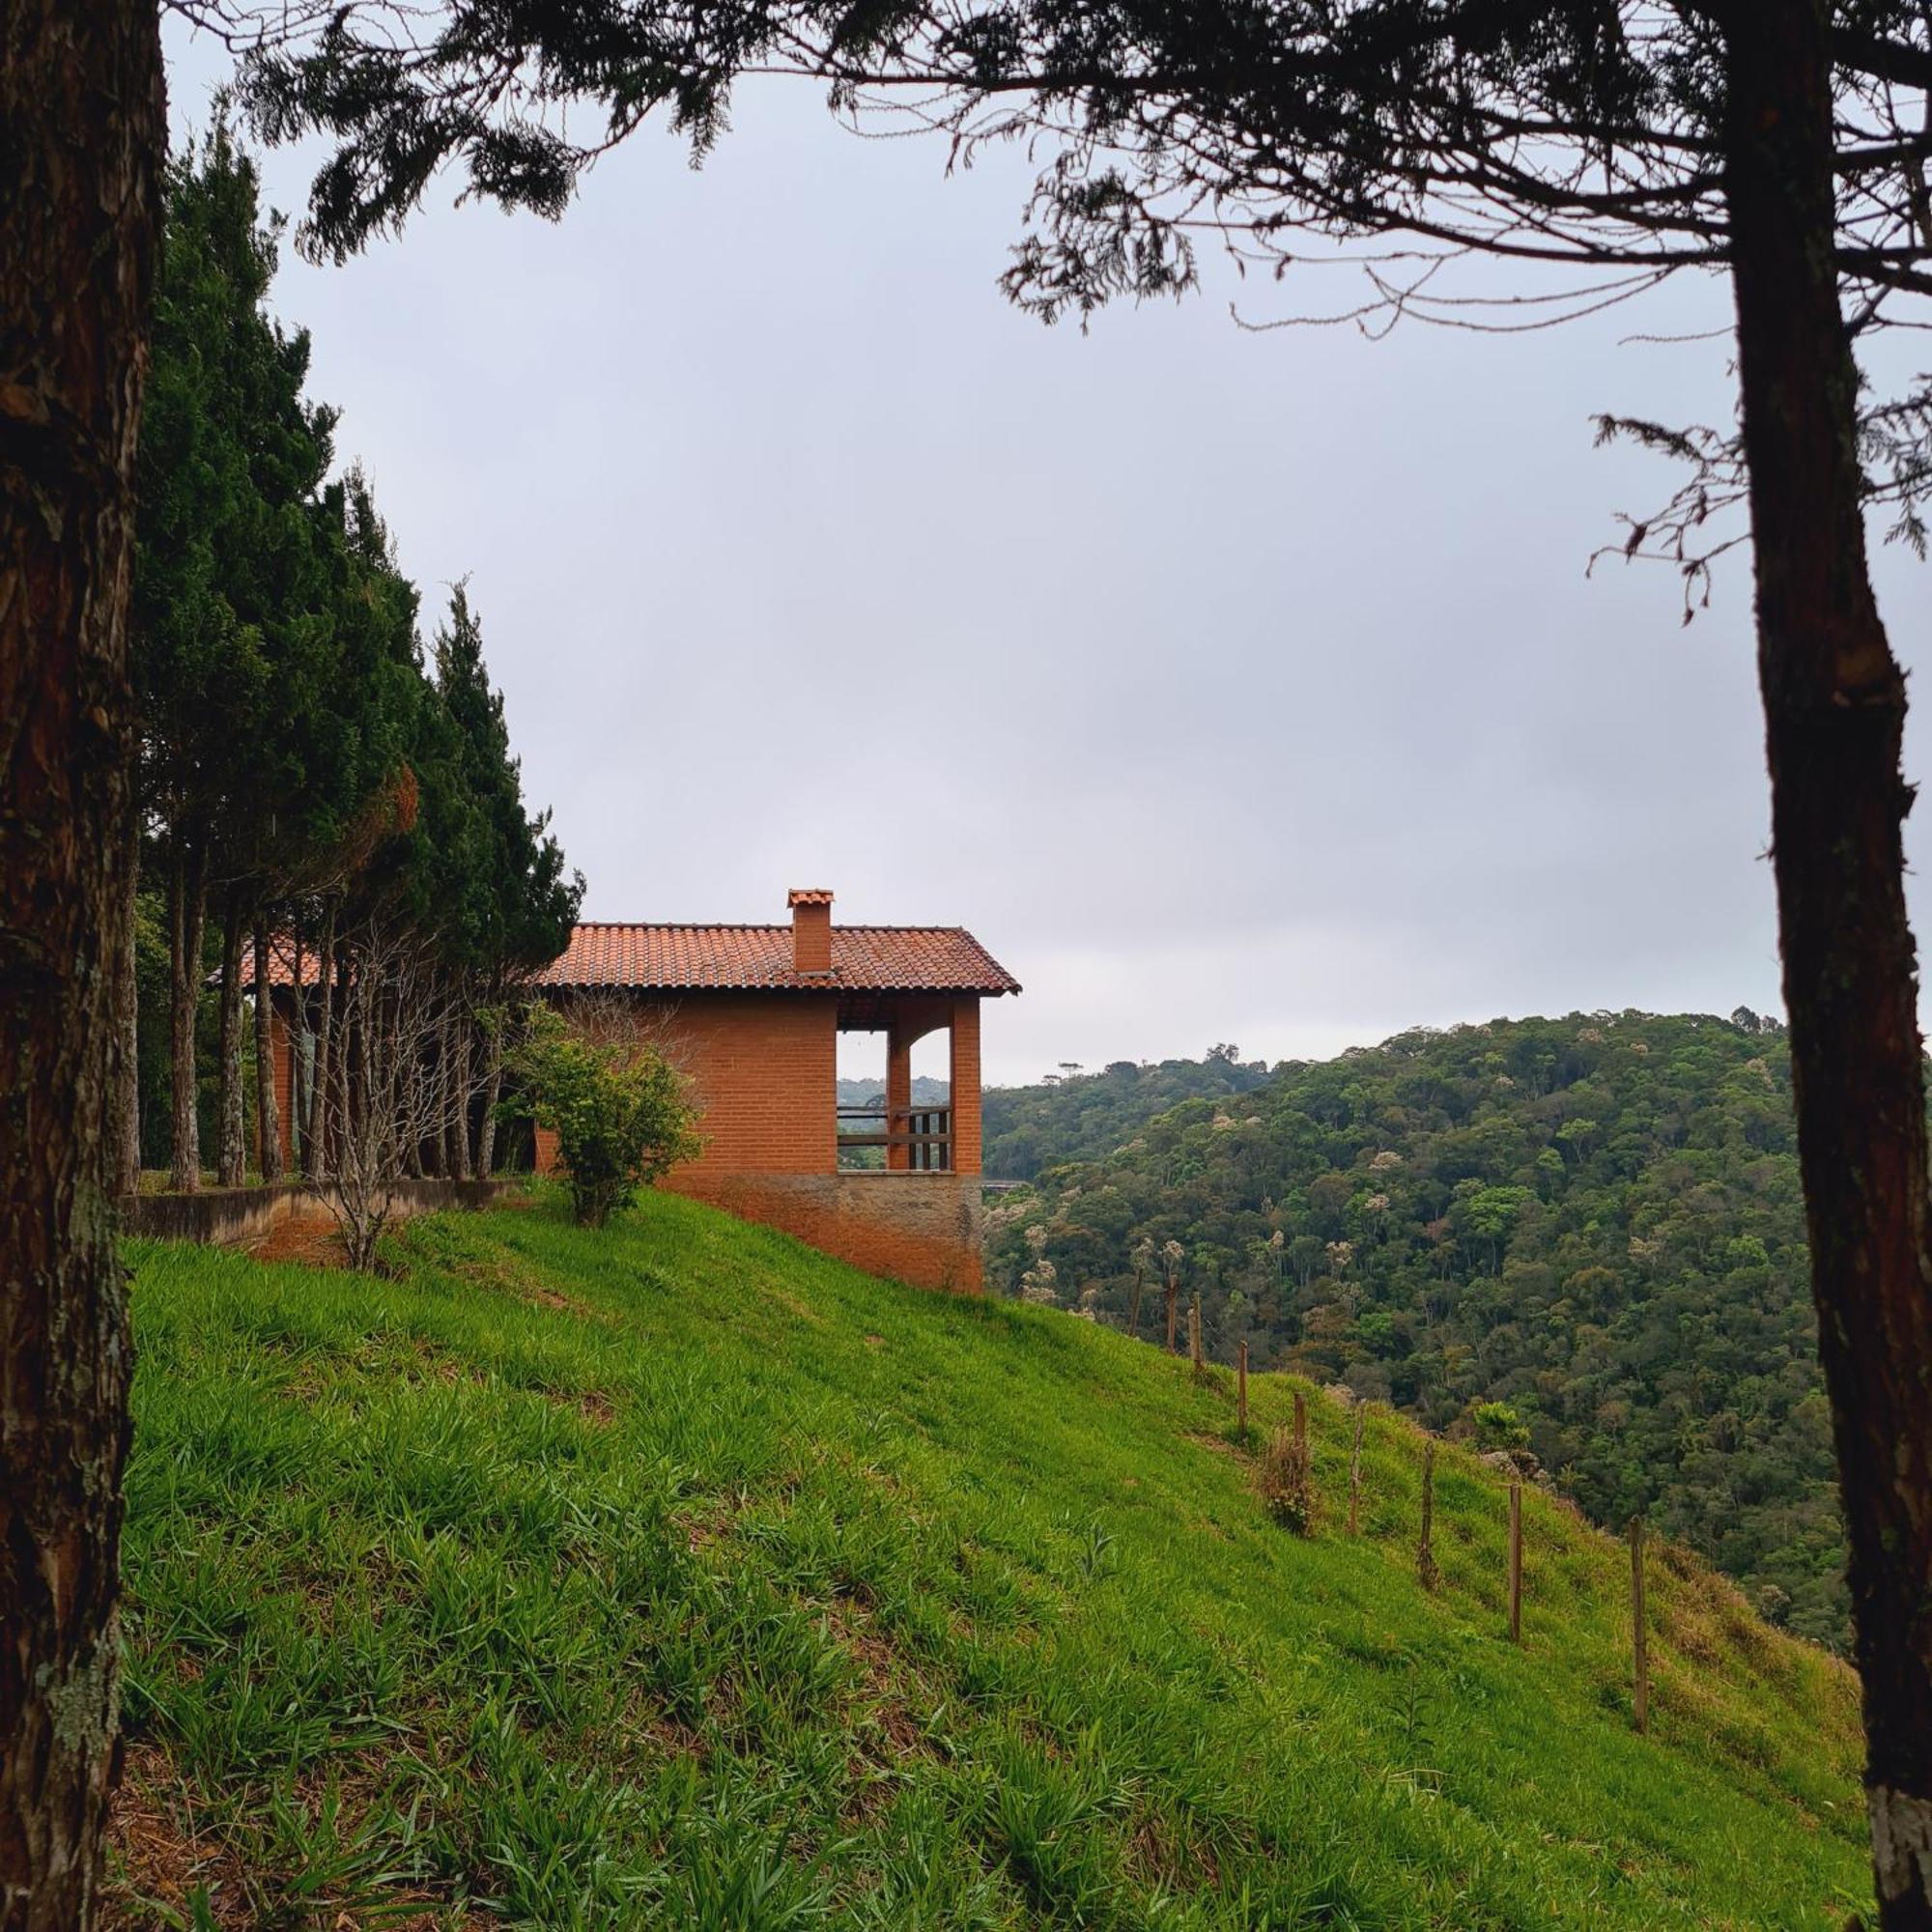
<box><xmin>306</xmin><ymin>907</ymin><xmax>336</xmax><ymax>1181</ymax></box>
<box><xmin>446</xmin><ymin>1003</ymin><xmax>470</xmax><ymax>1182</ymax></box>
<box><xmin>1722</xmin><ymin>7</ymin><xmax>1932</xmax><ymax>1923</ymax></box>
<box><xmin>252</xmin><ymin>917</ymin><xmax>282</xmax><ymax>1182</ymax></box>
<box><xmin>475</xmin><ymin>1017</ymin><xmax>502</xmax><ymax>1180</ymax></box>
<box><xmin>215</xmin><ymin>893</ymin><xmax>245</xmax><ymax>1187</ymax></box>
<box><xmin>419</xmin><ymin>994</ymin><xmax>443</xmax><ymax>1179</ymax></box>
<box><xmin>0</xmin><ymin>1</ymin><xmax>164</xmax><ymax>1924</ymax></box>
<box><xmin>289</xmin><ymin>926</ymin><xmax>306</xmax><ymax>1171</ymax></box>
<box><xmin>407</xmin><ymin>998</ymin><xmax>430</xmax><ymax>1179</ymax></box>
<box><xmin>165</xmin><ymin>840</ymin><xmax>205</xmax><ymax>1192</ymax></box>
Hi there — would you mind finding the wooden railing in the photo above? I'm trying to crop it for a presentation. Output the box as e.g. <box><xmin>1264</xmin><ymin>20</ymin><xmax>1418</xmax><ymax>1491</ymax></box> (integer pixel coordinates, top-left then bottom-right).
<box><xmin>837</xmin><ymin>1104</ymin><xmax>952</xmax><ymax>1171</ymax></box>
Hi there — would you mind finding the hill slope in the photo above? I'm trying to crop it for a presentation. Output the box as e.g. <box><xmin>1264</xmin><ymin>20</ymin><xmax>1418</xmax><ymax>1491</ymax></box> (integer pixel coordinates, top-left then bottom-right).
<box><xmin>984</xmin><ymin>1011</ymin><xmax>1845</xmax><ymax>1645</ymax></box>
<box><xmin>114</xmin><ymin>1194</ymin><xmax>1868</xmax><ymax>1928</ymax></box>
<box><xmin>983</xmin><ymin>1048</ymin><xmax>1276</xmax><ymax>1182</ymax></box>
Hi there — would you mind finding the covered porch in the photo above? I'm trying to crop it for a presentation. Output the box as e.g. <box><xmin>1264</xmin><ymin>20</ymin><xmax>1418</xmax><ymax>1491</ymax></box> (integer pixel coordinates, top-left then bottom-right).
<box><xmin>834</xmin><ymin>991</ymin><xmax>980</xmax><ymax>1174</ymax></box>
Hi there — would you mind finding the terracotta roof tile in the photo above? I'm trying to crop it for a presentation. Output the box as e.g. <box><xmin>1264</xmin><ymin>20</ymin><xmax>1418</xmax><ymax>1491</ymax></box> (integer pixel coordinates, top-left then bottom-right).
<box><xmin>244</xmin><ymin>922</ymin><xmax>1021</xmax><ymax>997</ymax></box>
<box><xmin>533</xmin><ymin>923</ymin><xmax>1020</xmax><ymax>995</ymax></box>
<box><xmin>237</xmin><ymin>935</ymin><xmax>303</xmax><ymax>989</ymax></box>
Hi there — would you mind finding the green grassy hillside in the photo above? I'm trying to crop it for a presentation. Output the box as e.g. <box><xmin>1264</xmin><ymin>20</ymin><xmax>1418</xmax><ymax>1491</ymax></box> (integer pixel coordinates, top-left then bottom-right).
<box><xmin>113</xmin><ymin>1193</ymin><xmax>1869</xmax><ymax>1929</ymax></box>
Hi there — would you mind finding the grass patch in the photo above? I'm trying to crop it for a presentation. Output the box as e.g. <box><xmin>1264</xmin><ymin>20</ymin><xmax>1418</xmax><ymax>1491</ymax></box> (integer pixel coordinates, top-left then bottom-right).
<box><xmin>111</xmin><ymin>1189</ymin><xmax>1871</xmax><ymax>1928</ymax></box>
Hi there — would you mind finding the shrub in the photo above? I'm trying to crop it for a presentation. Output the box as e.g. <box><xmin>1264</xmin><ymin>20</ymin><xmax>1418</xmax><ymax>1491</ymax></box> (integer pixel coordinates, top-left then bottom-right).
<box><xmin>1469</xmin><ymin>1400</ymin><xmax>1530</xmax><ymax>1453</ymax></box>
<box><xmin>506</xmin><ymin>1006</ymin><xmax>701</xmax><ymax>1226</ymax></box>
<box><xmin>1258</xmin><ymin>1426</ymin><xmax>1316</xmax><ymax>1535</ymax></box>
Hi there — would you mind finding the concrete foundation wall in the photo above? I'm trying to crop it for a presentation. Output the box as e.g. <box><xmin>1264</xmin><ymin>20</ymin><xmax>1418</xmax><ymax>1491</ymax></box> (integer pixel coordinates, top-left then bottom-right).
<box><xmin>121</xmin><ymin>1178</ymin><xmax>517</xmax><ymax>1247</ymax></box>
<box><xmin>668</xmin><ymin>1171</ymin><xmax>984</xmax><ymax>1293</ymax></box>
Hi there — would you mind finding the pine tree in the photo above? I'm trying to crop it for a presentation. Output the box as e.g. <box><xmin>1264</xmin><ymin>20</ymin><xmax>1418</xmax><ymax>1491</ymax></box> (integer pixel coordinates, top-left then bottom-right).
<box><xmin>134</xmin><ymin>124</ymin><xmax>340</xmax><ymax>1188</ymax></box>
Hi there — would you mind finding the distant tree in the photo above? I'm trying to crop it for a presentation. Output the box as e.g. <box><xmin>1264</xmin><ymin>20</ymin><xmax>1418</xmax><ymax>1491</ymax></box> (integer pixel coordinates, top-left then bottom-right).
<box><xmin>1161</xmin><ymin>1238</ymin><xmax>1185</xmax><ymax>1354</ymax></box>
<box><xmin>1127</xmin><ymin>1236</ymin><xmax>1154</xmax><ymax>1339</ymax></box>
<box><xmin>1456</xmin><ymin>1185</ymin><xmax>1536</xmax><ymax>1275</ymax></box>
<box><xmin>1019</xmin><ymin>1257</ymin><xmax>1060</xmax><ymax>1306</ymax></box>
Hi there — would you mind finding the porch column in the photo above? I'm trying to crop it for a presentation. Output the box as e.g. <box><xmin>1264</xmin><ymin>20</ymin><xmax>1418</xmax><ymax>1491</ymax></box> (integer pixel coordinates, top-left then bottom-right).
<box><xmin>885</xmin><ymin>1025</ymin><xmax>914</xmax><ymax>1172</ymax></box>
<box><xmin>950</xmin><ymin>998</ymin><xmax>981</xmax><ymax>1176</ymax></box>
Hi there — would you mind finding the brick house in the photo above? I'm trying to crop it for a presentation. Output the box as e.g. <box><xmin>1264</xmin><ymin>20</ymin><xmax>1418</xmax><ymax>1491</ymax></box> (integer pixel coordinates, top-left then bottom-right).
<box><xmin>531</xmin><ymin>890</ymin><xmax>1020</xmax><ymax>1290</ymax></box>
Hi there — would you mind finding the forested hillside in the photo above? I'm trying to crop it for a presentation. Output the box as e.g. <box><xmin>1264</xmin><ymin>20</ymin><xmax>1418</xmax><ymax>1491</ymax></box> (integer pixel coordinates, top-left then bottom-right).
<box><xmin>838</xmin><ymin>1076</ymin><xmax>952</xmax><ymax>1106</ymax></box>
<box><xmin>985</xmin><ymin>1011</ymin><xmax>1849</xmax><ymax>1645</ymax></box>
<box><xmin>983</xmin><ymin>1044</ymin><xmax>1274</xmax><ymax>1179</ymax></box>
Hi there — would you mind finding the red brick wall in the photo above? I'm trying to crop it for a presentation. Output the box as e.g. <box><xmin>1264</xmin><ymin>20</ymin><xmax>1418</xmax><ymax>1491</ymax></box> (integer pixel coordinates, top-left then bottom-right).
<box><xmin>681</xmin><ymin>1172</ymin><xmax>984</xmax><ymax>1293</ymax></box>
<box><xmin>656</xmin><ymin>993</ymin><xmax>838</xmax><ymax>1175</ymax></box>
<box><xmin>533</xmin><ymin>992</ymin><xmax>837</xmax><ymax>1178</ymax></box>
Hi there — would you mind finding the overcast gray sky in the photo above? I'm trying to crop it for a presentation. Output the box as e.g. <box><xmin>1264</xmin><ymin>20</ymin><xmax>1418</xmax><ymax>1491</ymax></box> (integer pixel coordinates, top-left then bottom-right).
<box><xmin>166</xmin><ymin>23</ymin><xmax>1932</xmax><ymax>1087</ymax></box>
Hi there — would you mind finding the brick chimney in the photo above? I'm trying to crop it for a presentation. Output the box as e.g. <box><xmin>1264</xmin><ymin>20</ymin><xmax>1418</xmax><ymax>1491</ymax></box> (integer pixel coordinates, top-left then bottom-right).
<box><xmin>788</xmin><ymin>888</ymin><xmax>834</xmax><ymax>974</ymax></box>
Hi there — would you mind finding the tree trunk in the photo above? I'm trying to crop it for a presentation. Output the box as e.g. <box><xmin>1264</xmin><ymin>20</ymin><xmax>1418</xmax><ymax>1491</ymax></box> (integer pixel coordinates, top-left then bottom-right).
<box><xmin>289</xmin><ymin>926</ymin><xmax>307</xmax><ymax>1172</ymax></box>
<box><xmin>420</xmin><ymin>991</ymin><xmax>444</xmax><ymax>1179</ymax></box>
<box><xmin>475</xmin><ymin>1020</ymin><xmax>501</xmax><ymax>1180</ymax></box>
<box><xmin>165</xmin><ymin>841</ymin><xmax>205</xmax><ymax>1193</ymax></box>
<box><xmin>0</xmin><ymin>2</ymin><xmax>164</xmax><ymax>1924</ymax></box>
<box><xmin>307</xmin><ymin>909</ymin><xmax>336</xmax><ymax>1181</ymax></box>
<box><xmin>253</xmin><ymin>917</ymin><xmax>283</xmax><ymax>1183</ymax></box>
<box><xmin>114</xmin><ymin>819</ymin><xmax>141</xmax><ymax>1197</ymax></box>
<box><xmin>215</xmin><ymin>893</ymin><xmax>245</xmax><ymax>1188</ymax></box>
<box><xmin>1722</xmin><ymin>10</ymin><xmax>1932</xmax><ymax>1923</ymax></box>
<box><xmin>446</xmin><ymin>1003</ymin><xmax>470</xmax><ymax>1182</ymax></box>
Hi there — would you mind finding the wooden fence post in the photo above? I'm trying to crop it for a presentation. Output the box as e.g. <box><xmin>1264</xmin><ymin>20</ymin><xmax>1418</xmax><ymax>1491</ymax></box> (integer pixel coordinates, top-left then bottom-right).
<box><xmin>1630</xmin><ymin>1514</ymin><xmax>1649</xmax><ymax>1735</ymax></box>
<box><xmin>1293</xmin><ymin>1389</ymin><xmax>1307</xmax><ymax>1457</ymax></box>
<box><xmin>1236</xmin><ymin>1339</ymin><xmax>1248</xmax><ymax>1438</ymax></box>
<box><xmin>1166</xmin><ymin>1281</ymin><xmax>1178</xmax><ymax>1354</ymax></box>
<box><xmin>1348</xmin><ymin>1405</ymin><xmax>1363</xmax><ymax>1536</ymax></box>
<box><xmin>1416</xmin><ymin>1441</ymin><xmax>1439</xmax><ymax>1591</ymax></box>
<box><xmin>1507</xmin><ymin>1482</ymin><xmax>1522</xmax><ymax>1645</ymax></box>
<box><xmin>1189</xmin><ymin>1294</ymin><xmax>1204</xmax><ymax>1371</ymax></box>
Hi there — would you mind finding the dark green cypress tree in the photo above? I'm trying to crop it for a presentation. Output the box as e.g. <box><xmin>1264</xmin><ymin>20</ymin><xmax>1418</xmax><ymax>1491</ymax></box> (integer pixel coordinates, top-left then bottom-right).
<box><xmin>133</xmin><ymin>122</ymin><xmax>341</xmax><ymax>1188</ymax></box>
<box><xmin>431</xmin><ymin>583</ymin><xmax>582</xmax><ymax>1175</ymax></box>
